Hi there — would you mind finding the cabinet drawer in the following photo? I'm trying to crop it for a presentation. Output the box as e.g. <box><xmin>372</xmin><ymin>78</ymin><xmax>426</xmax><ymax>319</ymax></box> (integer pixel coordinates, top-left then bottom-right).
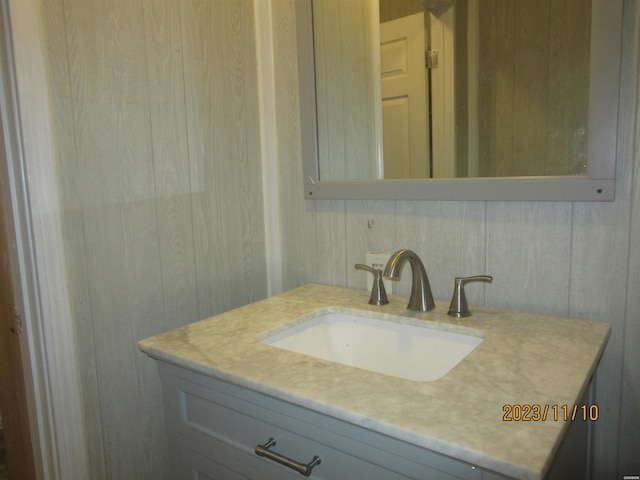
<box><xmin>177</xmin><ymin>435</ymin><xmax>250</xmax><ymax>480</ymax></box>
<box><xmin>159</xmin><ymin>362</ymin><xmax>483</xmax><ymax>480</ymax></box>
<box><xmin>178</xmin><ymin>433</ymin><xmax>307</xmax><ymax>480</ymax></box>
<box><xmin>171</xmin><ymin>379</ymin><xmax>414</xmax><ymax>479</ymax></box>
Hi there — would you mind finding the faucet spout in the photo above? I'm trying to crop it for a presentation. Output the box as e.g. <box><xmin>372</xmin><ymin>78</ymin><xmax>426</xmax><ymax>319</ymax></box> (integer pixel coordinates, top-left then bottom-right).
<box><xmin>383</xmin><ymin>249</ymin><xmax>435</xmax><ymax>312</ymax></box>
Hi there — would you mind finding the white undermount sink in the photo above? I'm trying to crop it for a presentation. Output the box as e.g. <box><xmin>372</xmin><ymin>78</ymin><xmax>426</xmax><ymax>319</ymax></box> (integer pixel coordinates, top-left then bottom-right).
<box><xmin>258</xmin><ymin>308</ymin><xmax>483</xmax><ymax>381</ymax></box>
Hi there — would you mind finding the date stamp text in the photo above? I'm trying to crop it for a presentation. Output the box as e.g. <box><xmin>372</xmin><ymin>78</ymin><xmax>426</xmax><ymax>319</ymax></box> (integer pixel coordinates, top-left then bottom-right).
<box><xmin>502</xmin><ymin>404</ymin><xmax>599</xmax><ymax>422</ymax></box>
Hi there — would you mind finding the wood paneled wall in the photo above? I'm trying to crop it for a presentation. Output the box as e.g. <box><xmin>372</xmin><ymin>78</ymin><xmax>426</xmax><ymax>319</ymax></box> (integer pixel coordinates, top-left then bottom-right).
<box><xmin>477</xmin><ymin>0</ymin><xmax>591</xmax><ymax>176</ymax></box>
<box><xmin>15</xmin><ymin>0</ymin><xmax>638</xmax><ymax>477</ymax></box>
<box><xmin>313</xmin><ymin>0</ymin><xmax>379</xmax><ymax>180</ymax></box>
<box><xmin>273</xmin><ymin>0</ymin><xmax>639</xmax><ymax>477</ymax></box>
<box><xmin>40</xmin><ymin>0</ymin><xmax>266</xmax><ymax>478</ymax></box>
<box><xmin>379</xmin><ymin>0</ymin><xmax>424</xmax><ymax>23</ymax></box>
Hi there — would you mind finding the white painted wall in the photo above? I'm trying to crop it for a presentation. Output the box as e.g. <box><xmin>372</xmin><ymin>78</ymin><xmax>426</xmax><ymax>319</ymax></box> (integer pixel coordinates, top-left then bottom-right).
<box><xmin>272</xmin><ymin>0</ymin><xmax>640</xmax><ymax>477</ymax></box>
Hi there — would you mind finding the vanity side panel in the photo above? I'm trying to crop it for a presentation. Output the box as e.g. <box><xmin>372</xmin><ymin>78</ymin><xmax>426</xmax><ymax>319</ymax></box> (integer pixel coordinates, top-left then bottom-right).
<box><xmin>158</xmin><ymin>362</ymin><xmax>186</xmax><ymax>480</ymax></box>
<box><xmin>544</xmin><ymin>418</ymin><xmax>588</xmax><ymax>480</ymax></box>
<box><xmin>544</xmin><ymin>388</ymin><xmax>590</xmax><ymax>480</ymax></box>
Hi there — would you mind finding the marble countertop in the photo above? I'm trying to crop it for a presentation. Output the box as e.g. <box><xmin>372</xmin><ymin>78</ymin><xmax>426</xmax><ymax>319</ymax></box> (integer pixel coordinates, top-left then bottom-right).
<box><xmin>138</xmin><ymin>284</ymin><xmax>610</xmax><ymax>479</ymax></box>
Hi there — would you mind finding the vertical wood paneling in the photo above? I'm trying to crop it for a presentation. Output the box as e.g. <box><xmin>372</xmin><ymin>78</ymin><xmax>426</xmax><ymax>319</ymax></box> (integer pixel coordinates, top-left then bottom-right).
<box><xmin>179</xmin><ymin>0</ymin><xmax>214</xmax><ymax>320</ymax></box>
<box><xmin>379</xmin><ymin>0</ymin><xmax>424</xmax><ymax>24</ymax></box>
<box><xmin>41</xmin><ymin>0</ymin><xmax>108</xmax><ymax>476</ymax></box>
<box><xmin>39</xmin><ymin>0</ymin><xmax>266</xmax><ymax>478</ymax></box>
<box><xmin>345</xmin><ymin>200</ymin><xmax>396</xmax><ymax>290</ymax></box>
<box><xmin>571</xmin><ymin>201</ymin><xmax>630</xmax><ymax>480</ymax></box>
<box><xmin>313</xmin><ymin>0</ymin><xmax>378</xmax><ymax>180</ymax></box>
<box><xmin>512</xmin><ymin>0</ymin><xmax>550</xmax><ymax>176</ymax></box>
<box><xmin>477</xmin><ymin>0</ymin><xmax>499</xmax><ymax>177</ymax></box>
<box><xmin>142</xmin><ymin>0</ymin><xmax>199</xmax><ymax>331</ymax></box>
<box><xmin>62</xmin><ymin>1</ymin><xmax>170</xmax><ymax>478</ymax></box>
<box><xmin>486</xmin><ymin>203</ymin><xmax>572</xmax><ymax>315</ymax></box>
<box><xmin>477</xmin><ymin>0</ymin><xmax>590</xmax><ymax>177</ymax></box>
<box><xmin>46</xmin><ymin>1</ymin><xmax>170</xmax><ymax>477</ymax></box>
<box><xmin>620</xmin><ymin>6</ymin><xmax>640</xmax><ymax>467</ymax></box>
<box><xmin>181</xmin><ymin>0</ymin><xmax>265</xmax><ymax>319</ymax></box>
<box><xmin>340</xmin><ymin>0</ymin><xmax>378</xmax><ymax>180</ymax></box>
<box><xmin>315</xmin><ymin>200</ymin><xmax>348</xmax><ymax>286</ymax></box>
<box><xmin>313</xmin><ymin>0</ymin><xmax>346</xmax><ymax>180</ymax></box>
<box><xmin>395</xmin><ymin>201</ymin><xmax>486</xmax><ymax>302</ymax></box>
<box><xmin>546</xmin><ymin>0</ymin><xmax>591</xmax><ymax>174</ymax></box>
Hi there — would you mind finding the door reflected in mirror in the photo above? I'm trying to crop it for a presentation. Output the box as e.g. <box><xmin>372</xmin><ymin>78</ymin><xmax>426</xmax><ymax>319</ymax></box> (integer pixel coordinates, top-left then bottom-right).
<box><xmin>313</xmin><ymin>0</ymin><xmax>591</xmax><ymax>180</ymax></box>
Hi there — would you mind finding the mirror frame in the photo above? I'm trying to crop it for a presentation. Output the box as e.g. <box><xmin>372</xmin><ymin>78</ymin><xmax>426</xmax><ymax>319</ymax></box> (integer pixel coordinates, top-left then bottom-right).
<box><xmin>297</xmin><ymin>0</ymin><xmax>623</xmax><ymax>201</ymax></box>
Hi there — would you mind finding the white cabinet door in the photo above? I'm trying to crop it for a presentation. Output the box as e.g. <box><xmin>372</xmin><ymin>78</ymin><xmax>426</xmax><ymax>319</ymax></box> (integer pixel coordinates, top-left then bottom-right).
<box><xmin>380</xmin><ymin>12</ymin><xmax>429</xmax><ymax>179</ymax></box>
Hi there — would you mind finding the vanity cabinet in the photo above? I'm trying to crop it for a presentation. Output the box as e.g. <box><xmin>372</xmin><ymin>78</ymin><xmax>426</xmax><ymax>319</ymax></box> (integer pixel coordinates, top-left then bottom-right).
<box><xmin>141</xmin><ymin>284</ymin><xmax>604</xmax><ymax>480</ymax></box>
<box><xmin>158</xmin><ymin>361</ymin><xmax>511</xmax><ymax>480</ymax></box>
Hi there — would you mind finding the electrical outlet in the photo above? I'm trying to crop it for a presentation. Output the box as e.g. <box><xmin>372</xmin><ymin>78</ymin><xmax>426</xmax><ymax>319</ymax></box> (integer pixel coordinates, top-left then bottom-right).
<box><xmin>365</xmin><ymin>252</ymin><xmax>392</xmax><ymax>294</ymax></box>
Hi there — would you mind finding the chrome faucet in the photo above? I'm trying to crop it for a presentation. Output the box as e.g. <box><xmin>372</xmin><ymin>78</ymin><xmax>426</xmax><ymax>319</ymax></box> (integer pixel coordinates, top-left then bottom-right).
<box><xmin>383</xmin><ymin>249</ymin><xmax>435</xmax><ymax>312</ymax></box>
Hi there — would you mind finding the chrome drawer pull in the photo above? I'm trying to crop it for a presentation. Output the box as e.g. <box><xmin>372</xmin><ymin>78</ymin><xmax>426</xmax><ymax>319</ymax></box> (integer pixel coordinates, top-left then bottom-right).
<box><xmin>255</xmin><ymin>437</ymin><xmax>321</xmax><ymax>477</ymax></box>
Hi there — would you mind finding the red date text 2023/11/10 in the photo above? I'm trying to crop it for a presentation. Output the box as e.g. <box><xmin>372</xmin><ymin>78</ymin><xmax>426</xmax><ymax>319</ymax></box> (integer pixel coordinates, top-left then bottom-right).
<box><xmin>502</xmin><ymin>404</ymin><xmax>599</xmax><ymax>422</ymax></box>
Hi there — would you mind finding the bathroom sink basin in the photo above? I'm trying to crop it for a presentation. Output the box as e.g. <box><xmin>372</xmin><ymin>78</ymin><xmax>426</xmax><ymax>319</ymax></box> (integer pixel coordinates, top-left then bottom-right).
<box><xmin>258</xmin><ymin>308</ymin><xmax>483</xmax><ymax>381</ymax></box>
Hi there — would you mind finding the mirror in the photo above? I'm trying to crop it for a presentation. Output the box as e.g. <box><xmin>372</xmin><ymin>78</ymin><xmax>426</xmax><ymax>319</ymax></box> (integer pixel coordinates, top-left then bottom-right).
<box><xmin>297</xmin><ymin>0</ymin><xmax>623</xmax><ymax>201</ymax></box>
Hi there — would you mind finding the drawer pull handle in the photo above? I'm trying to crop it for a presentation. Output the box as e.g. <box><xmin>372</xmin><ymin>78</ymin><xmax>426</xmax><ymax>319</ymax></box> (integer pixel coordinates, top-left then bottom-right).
<box><xmin>255</xmin><ymin>437</ymin><xmax>321</xmax><ymax>477</ymax></box>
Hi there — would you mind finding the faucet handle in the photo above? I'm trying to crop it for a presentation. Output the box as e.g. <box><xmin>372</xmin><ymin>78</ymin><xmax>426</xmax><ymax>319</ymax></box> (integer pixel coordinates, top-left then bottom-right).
<box><xmin>355</xmin><ymin>264</ymin><xmax>389</xmax><ymax>306</ymax></box>
<box><xmin>447</xmin><ymin>275</ymin><xmax>492</xmax><ymax>318</ymax></box>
